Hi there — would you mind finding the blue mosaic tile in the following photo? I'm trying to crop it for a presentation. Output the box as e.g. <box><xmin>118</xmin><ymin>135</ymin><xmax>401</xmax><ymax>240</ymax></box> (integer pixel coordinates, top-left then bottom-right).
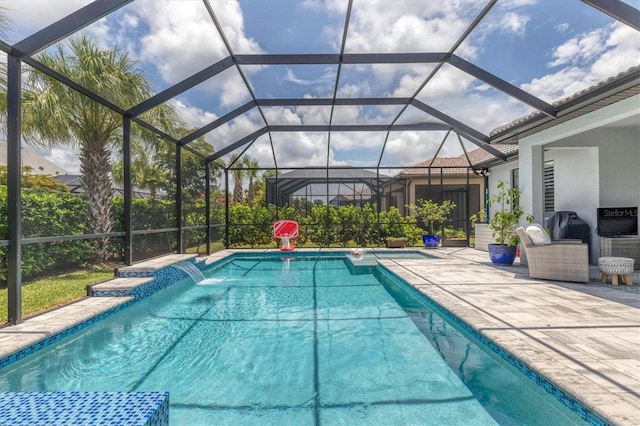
<box><xmin>0</xmin><ymin>392</ymin><xmax>169</xmax><ymax>426</ymax></box>
<box><xmin>92</xmin><ymin>289</ymin><xmax>132</xmax><ymax>297</ymax></box>
<box><xmin>375</xmin><ymin>265</ymin><xmax>608</xmax><ymax>426</ymax></box>
<box><xmin>118</xmin><ymin>271</ymin><xmax>154</xmax><ymax>278</ymax></box>
<box><xmin>0</xmin><ymin>301</ymin><xmax>135</xmax><ymax>371</ymax></box>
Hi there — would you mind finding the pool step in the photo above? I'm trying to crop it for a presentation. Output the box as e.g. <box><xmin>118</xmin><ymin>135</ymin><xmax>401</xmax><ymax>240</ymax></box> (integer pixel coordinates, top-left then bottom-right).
<box><xmin>0</xmin><ymin>392</ymin><xmax>169</xmax><ymax>426</ymax></box>
<box><xmin>89</xmin><ymin>277</ymin><xmax>154</xmax><ymax>297</ymax></box>
<box><xmin>116</xmin><ymin>254</ymin><xmax>198</xmax><ymax>277</ymax></box>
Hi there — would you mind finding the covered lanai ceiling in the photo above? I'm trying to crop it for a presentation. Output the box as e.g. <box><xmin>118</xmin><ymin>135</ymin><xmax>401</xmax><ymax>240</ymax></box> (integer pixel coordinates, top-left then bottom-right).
<box><xmin>2</xmin><ymin>0</ymin><xmax>639</xmax><ymax>172</ymax></box>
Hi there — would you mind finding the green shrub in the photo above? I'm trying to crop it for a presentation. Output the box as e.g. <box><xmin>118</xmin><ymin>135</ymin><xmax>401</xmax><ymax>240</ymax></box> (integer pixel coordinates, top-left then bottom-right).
<box><xmin>111</xmin><ymin>196</ymin><xmax>177</xmax><ymax>260</ymax></box>
<box><xmin>0</xmin><ymin>187</ymin><xmax>93</xmax><ymax>284</ymax></box>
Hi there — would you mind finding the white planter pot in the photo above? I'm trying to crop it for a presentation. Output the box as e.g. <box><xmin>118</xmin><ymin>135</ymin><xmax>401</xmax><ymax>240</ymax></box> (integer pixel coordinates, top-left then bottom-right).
<box><xmin>473</xmin><ymin>224</ymin><xmax>497</xmax><ymax>252</ymax></box>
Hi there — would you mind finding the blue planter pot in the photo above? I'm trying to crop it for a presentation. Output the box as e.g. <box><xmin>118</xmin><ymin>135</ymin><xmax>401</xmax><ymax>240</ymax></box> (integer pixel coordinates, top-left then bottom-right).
<box><xmin>488</xmin><ymin>244</ymin><xmax>517</xmax><ymax>265</ymax></box>
<box><xmin>423</xmin><ymin>234</ymin><xmax>440</xmax><ymax>248</ymax></box>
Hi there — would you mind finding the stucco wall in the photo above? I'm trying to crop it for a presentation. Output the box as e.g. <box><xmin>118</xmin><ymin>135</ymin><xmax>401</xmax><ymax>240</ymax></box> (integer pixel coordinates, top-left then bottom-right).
<box><xmin>545</xmin><ymin>126</ymin><xmax>640</xmax><ymax>263</ymax></box>
<box><xmin>546</xmin><ymin>126</ymin><xmax>639</xmax><ymax>208</ymax></box>
<box><xmin>544</xmin><ymin>147</ymin><xmax>599</xmax><ymax>262</ymax></box>
<box><xmin>486</xmin><ymin>161</ymin><xmax>517</xmax><ymax>219</ymax></box>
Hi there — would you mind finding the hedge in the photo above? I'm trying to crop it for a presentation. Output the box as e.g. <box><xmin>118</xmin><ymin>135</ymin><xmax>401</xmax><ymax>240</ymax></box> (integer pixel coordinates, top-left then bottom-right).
<box><xmin>0</xmin><ymin>186</ymin><xmax>424</xmax><ymax>285</ymax></box>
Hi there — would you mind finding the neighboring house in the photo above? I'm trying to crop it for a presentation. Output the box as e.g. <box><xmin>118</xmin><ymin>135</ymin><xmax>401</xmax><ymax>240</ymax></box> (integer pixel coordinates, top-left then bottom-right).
<box><xmin>0</xmin><ymin>140</ymin><xmax>69</xmax><ymax>176</ymax></box>
<box><xmin>266</xmin><ymin>168</ymin><xmax>388</xmax><ymax>208</ymax></box>
<box><xmin>52</xmin><ymin>174</ymin><xmax>163</xmax><ymax>199</ymax></box>
<box><xmin>329</xmin><ymin>187</ymin><xmax>372</xmax><ymax>207</ymax></box>
<box><xmin>380</xmin><ymin>145</ymin><xmax>517</xmax><ymax>234</ymax></box>
<box><xmin>484</xmin><ymin>66</ymin><xmax>640</xmax><ymax>264</ymax></box>
<box><xmin>0</xmin><ymin>141</ymin><xmax>159</xmax><ymax>199</ymax></box>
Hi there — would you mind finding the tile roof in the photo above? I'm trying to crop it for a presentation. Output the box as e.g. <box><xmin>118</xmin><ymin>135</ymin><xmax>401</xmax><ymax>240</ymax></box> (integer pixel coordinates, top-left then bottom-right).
<box><xmin>397</xmin><ymin>144</ymin><xmax>518</xmax><ymax>177</ymax></box>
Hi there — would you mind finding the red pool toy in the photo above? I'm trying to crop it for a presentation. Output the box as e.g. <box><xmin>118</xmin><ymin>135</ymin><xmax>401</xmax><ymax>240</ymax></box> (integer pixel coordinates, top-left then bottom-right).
<box><xmin>273</xmin><ymin>220</ymin><xmax>299</xmax><ymax>251</ymax></box>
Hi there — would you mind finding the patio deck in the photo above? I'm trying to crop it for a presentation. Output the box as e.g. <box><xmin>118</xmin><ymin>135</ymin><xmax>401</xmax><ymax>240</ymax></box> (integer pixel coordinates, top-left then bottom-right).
<box><xmin>0</xmin><ymin>248</ymin><xmax>638</xmax><ymax>425</ymax></box>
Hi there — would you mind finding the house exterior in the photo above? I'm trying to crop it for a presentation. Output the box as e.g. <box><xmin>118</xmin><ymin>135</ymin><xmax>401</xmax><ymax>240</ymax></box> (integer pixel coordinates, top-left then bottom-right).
<box><xmin>485</xmin><ymin>67</ymin><xmax>640</xmax><ymax>264</ymax></box>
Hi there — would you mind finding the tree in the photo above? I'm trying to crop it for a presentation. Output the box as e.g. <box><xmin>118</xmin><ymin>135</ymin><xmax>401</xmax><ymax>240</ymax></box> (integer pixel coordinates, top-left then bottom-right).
<box><xmin>244</xmin><ymin>157</ymin><xmax>259</xmax><ymax>204</ymax></box>
<box><xmin>0</xmin><ymin>7</ymin><xmax>13</xmax><ymax>112</ymax></box>
<box><xmin>230</xmin><ymin>154</ymin><xmax>245</xmax><ymax>204</ymax></box>
<box><xmin>0</xmin><ymin>166</ymin><xmax>68</xmax><ymax>192</ymax></box>
<box><xmin>111</xmin><ymin>139</ymin><xmax>168</xmax><ymax>199</ymax></box>
<box><xmin>20</xmin><ymin>36</ymin><xmax>183</xmax><ymax>263</ymax></box>
<box><xmin>253</xmin><ymin>169</ymin><xmax>278</xmax><ymax>205</ymax></box>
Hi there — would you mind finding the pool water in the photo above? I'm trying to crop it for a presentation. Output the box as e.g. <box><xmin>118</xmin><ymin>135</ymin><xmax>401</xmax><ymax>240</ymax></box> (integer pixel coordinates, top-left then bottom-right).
<box><xmin>0</xmin><ymin>257</ymin><xmax>588</xmax><ymax>425</ymax></box>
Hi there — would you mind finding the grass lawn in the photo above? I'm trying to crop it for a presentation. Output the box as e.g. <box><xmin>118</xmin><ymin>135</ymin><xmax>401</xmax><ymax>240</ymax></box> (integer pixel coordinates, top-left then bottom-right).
<box><xmin>0</xmin><ymin>269</ymin><xmax>114</xmax><ymax>324</ymax></box>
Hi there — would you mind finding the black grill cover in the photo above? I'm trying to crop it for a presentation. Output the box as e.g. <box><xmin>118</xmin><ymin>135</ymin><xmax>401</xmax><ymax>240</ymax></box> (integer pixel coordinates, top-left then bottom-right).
<box><xmin>546</xmin><ymin>211</ymin><xmax>590</xmax><ymax>249</ymax></box>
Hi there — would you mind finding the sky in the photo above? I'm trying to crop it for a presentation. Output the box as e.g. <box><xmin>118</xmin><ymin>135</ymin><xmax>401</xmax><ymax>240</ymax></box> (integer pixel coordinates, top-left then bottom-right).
<box><xmin>2</xmin><ymin>0</ymin><xmax>640</xmax><ymax>175</ymax></box>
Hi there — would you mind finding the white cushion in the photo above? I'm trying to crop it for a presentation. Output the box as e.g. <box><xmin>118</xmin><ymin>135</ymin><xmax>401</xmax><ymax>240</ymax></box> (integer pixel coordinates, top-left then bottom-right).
<box><xmin>525</xmin><ymin>224</ymin><xmax>552</xmax><ymax>245</ymax></box>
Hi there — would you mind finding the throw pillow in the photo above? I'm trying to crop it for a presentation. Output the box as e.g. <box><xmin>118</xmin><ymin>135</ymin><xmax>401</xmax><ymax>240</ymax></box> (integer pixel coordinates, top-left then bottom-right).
<box><xmin>525</xmin><ymin>224</ymin><xmax>552</xmax><ymax>245</ymax></box>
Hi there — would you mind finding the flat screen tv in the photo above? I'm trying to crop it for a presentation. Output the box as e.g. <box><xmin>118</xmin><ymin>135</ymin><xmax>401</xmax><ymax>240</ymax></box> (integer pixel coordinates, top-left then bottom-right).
<box><xmin>597</xmin><ymin>207</ymin><xmax>638</xmax><ymax>236</ymax></box>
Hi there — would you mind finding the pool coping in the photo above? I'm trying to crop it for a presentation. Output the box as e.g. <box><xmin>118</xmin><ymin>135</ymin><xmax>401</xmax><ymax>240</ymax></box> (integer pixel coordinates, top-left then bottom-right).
<box><xmin>0</xmin><ymin>297</ymin><xmax>133</xmax><ymax>367</ymax></box>
<box><xmin>1</xmin><ymin>248</ymin><xmax>638</xmax><ymax>425</ymax></box>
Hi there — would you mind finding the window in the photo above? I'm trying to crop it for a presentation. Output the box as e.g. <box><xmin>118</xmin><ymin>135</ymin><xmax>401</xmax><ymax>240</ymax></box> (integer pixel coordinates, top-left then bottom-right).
<box><xmin>511</xmin><ymin>168</ymin><xmax>519</xmax><ymax>189</ymax></box>
<box><xmin>544</xmin><ymin>161</ymin><xmax>555</xmax><ymax>212</ymax></box>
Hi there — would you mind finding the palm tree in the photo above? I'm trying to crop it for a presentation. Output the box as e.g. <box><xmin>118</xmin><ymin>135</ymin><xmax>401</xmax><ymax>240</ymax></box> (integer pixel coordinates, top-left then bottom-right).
<box><xmin>0</xmin><ymin>7</ymin><xmax>13</xmax><ymax>110</ymax></box>
<box><xmin>111</xmin><ymin>145</ymin><xmax>167</xmax><ymax>199</ymax></box>
<box><xmin>20</xmin><ymin>36</ymin><xmax>183</xmax><ymax>263</ymax></box>
<box><xmin>230</xmin><ymin>154</ymin><xmax>245</xmax><ymax>204</ymax></box>
<box><xmin>244</xmin><ymin>158</ymin><xmax>259</xmax><ymax>204</ymax></box>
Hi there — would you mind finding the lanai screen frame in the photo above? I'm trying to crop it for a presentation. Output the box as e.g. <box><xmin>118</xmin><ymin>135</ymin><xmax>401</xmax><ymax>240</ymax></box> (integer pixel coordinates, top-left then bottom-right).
<box><xmin>1</xmin><ymin>0</ymin><xmax>639</xmax><ymax>324</ymax></box>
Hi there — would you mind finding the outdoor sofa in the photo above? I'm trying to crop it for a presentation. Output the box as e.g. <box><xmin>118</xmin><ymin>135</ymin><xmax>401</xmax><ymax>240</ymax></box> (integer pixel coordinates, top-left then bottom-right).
<box><xmin>516</xmin><ymin>226</ymin><xmax>590</xmax><ymax>283</ymax></box>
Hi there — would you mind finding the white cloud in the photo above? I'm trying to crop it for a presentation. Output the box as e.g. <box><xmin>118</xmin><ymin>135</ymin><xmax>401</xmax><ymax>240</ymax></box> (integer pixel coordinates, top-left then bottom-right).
<box><xmin>522</xmin><ymin>67</ymin><xmax>593</xmax><ymax>103</ymax></box>
<box><xmin>282</xmin><ymin>67</ymin><xmax>336</xmax><ymax>86</ymax></box>
<box><xmin>262</xmin><ymin>107</ymin><xmax>303</xmax><ymax>126</ymax></box>
<box><xmin>44</xmin><ymin>147</ymin><xmax>81</xmax><ymax>174</ymax></box>
<box><xmin>497</xmin><ymin>0</ymin><xmax>538</xmax><ymax>11</ymax></box>
<box><xmin>526</xmin><ymin>22</ymin><xmax>640</xmax><ymax>102</ymax></box>
<box><xmin>301</xmin><ymin>0</ymin><xmax>347</xmax><ymax>15</ymax></box>
<box><xmin>344</xmin><ymin>1</ymin><xmax>477</xmax><ymax>54</ymax></box>
<box><xmin>555</xmin><ymin>23</ymin><xmax>569</xmax><ymax>32</ymax></box>
<box><xmin>418</xmin><ymin>65</ymin><xmax>475</xmax><ymax>99</ymax></box>
<box><xmin>383</xmin><ymin>132</ymin><xmax>448</xmax><ymax>166</ymax></box>
<box><xmin>172</xmin><ymin>100</ymin><xmax>220</xmax><ymax>129</ymax></box>
<box><xmin>329</xmin><ymin>131</ymin><xmax>385</xmax><ymax>151</ymax></box>
<box><xmin>499</xmin><ymin>12</ymin><xmax>530</xmax><ymax>36</ymax></box>
<box><xmin>171</xmin><ymin>99</ymin><xmax>265</xmax><ymax>153</ymax></box>
<box><xmin>2</xmin><ymin>0</ymin><xmax>92</xmax><ymax>41</ymax></box>
<box><xmin>547</xmin><ymin>26</ymin><xmax>608</xmax><ymax>68</ymax></box>
<box><xmin>131</xmin><ymin>1</ymin><xmax>262</xmax><ymax>107</ymax></box>
<box><xmin>590</xmin><ymin>23</ymin><xmax>640</xmax><ymax>78</ymax></box>
<box><xmin>272</xmin><ymin>133</ymin><xmax>330</xmax><ymax>167</ymax></box>
<box><xmin>242</xmin><ymin>138</ymin><xmax>277</xmax><ymax>168</ymax></box>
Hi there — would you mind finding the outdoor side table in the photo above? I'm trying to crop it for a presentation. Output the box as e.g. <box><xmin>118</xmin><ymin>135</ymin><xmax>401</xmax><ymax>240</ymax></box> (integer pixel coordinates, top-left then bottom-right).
<box><xmin>598</xmin><ymin>256</ymin><xmax>635</xmax><ymax>286</ymax></box>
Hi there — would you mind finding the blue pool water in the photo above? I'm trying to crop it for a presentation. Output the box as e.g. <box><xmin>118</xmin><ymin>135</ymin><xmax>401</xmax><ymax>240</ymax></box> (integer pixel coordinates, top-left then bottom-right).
<box><xmin>0</xmin><ymin>256</ymin><xmax>589</xmax><ymax>425</ymax></box>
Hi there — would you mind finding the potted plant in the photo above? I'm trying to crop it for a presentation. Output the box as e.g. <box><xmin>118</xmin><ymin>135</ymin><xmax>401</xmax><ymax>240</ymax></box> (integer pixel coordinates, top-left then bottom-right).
<box><xmin>443</xmin><ymin>227</ymin><xmax>468</xmax><ymax>247</ymax></box>
<box><xmin>384</xmin><ymin>236</ymin><xmax>406</xmax><ymax>248</ymax></box>
<box><xmin>407</xmin><ymin>199</ymin><xmax>456</xmax><ymax>248</ymax></box>
<box><xmin>486</xmin><ymin>180</ymin><xmax>533</xmax><ymax>264</ymax></box>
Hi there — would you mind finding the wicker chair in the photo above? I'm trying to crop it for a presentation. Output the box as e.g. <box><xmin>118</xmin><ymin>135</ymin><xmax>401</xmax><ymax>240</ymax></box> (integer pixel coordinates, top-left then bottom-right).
<box><xmin>515</xmin><ymin>226</ymin><xmax>590</xmax><ymax>283</ymax></box>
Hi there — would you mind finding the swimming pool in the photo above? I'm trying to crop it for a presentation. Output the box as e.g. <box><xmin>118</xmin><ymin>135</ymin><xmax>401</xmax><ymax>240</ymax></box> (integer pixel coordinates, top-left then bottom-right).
<box><xmin>0</xmin><ymin>255</ymin><xmax>591</xmax><ymax>425</ymax></box>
